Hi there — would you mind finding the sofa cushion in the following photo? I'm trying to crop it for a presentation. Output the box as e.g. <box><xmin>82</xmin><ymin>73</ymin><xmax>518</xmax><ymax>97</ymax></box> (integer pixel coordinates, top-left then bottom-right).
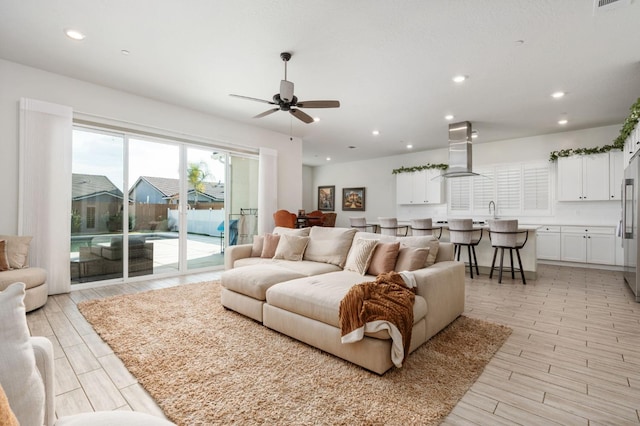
<box><xmin>344</xmin><ymin>238</ymin><xmax>378</xmax><ymax>275</ymax></box>
<box><xmin>273</xmin><ymin>234</ymin><xmax>310</xmax><ymax>261</ymax></box>
<box><xmin>273</xmin><ymin>227</ymin><xmax>311</xmax><ymax>237</ymax></box>
<box><xmin>0</xmin><ymin>283</ymin><xmax>45</xmax><ymax>426</ymax></box>
<box><xmin>303</xmin><ymin>227</ymin><xmax>357</xmax><ymax>267</ymax></box>
<box><xmin>0</xmin><ymin>267</ymin><xmax>47</xmax><ymax>293</ymax></box>
<box><xmin>395</xmin><ymin>247</ymin><xmax>430</xmax><ymax>271</ymax></box>
<box><xmin>398</xmin><ymin>236</ymin><xmax>439</xmax><ymax>267</ymax></box>
<box><xmin>0</xmin><ymin>235</ymin><xmax>32</xmax><ymax>269</ymax></box>
<box><xmin>221</xmin><ymin>264</ymin><xmax>307</xmax><ymax>301</ymax></box>
<box><xmin>367</xmin><ymin>242</ymin><xmax>400</xmax><ymax>276</ymax></box>
<box><xmin>0</xmin><ymin>240</ymin><xmax>10</xmax><ymax>271</ymax></box>
<box><xmin>232</xmin><ymin>258</ymin><xmax>341</xmax><ymax>276</ymax></box>
<box><xmin>266</xmin><ymin>271</ymin><xmax>427</xmax><ymax>332</ymax></box>
<box><xmin>261</xmin><ymin>234</ymin><xmax>280</xmax><ymax>258</ymax></box>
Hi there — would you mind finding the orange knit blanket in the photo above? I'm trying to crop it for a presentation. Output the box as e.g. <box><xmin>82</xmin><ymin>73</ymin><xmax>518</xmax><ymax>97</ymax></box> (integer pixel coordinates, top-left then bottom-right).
<box><xmin>338</xmin><ymin>272</ymin><xmax>415</xmax><ymax>367</ymax></box>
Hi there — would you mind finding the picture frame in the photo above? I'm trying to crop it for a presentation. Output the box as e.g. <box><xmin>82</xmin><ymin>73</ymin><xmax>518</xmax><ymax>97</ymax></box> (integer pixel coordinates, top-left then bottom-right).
<box><xmin>342</xmin><ymin>187</ymin><xmax>365</xmax><ymax>211</ymax></box>
<box><xmin>317</xmin><ymin>186</ymin><xmax>335</xmax><ymax>211</ymax></box>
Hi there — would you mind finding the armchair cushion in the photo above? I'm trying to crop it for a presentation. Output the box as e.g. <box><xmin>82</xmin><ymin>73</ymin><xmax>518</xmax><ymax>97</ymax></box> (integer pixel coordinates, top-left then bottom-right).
<box><xmin>0</xmin><ymin>240</ymin><xmax>10</xmax><ymax>272</ymax></box>
<box><xmin>0</xmin><ymin>235</ymin><xmax>33</xmax><ymax>269</ymax></box>
<box><xmin>0</xmin><ymin>282</ymin><xmax>45</xmax><ymax>426</ymax></box>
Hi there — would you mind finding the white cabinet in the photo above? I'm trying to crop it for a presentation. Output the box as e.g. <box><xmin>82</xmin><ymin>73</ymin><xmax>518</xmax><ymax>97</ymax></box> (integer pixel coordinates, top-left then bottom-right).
<box><xmin>537</xmin><ymin>226</ymin><xmax>561</xmax><ymax>260</ymax></box>
<box><xmin>560</xmin><ymin>226</ymin><xmax>615</xmax><ymax>265</ymax></box>
<box><xmin>557</xmin><ymin>153</ymin><xmax>610</xmax><ymax>201</ymax></box>
<box><xmin>396</xmin><ymin>170</ymin><xmax>443</xmax><ymax>204</ymax></box>
<box><xmin>609</xmin><ymin>150</ymin><xmax>624</xmax><ymax>201</ymax></box>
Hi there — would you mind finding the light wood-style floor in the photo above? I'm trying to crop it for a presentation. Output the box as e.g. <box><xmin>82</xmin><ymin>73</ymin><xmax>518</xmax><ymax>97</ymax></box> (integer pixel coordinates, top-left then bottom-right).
<box><xmin>27</xmin><ymin>265</ymin><xmax>640</xmax><ymax>425</ymax></box>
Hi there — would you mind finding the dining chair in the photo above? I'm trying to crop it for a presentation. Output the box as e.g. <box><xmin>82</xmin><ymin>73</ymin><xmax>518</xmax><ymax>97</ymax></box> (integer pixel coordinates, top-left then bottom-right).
<box><xmin>322</xmin><ymin>212</ymin><xmax>337</xmax><ymax>227</ymax></box>
<box><xmin>349</xmin><ymin>217</ymin><xmax>376</xmax><ymax>232</ymax></box>
<box><xmin>306</xmin><ymin>210</ymin><xmax>325</xmax><ymax>227</ymax></box>
<box><xmin>410</xmin><ymin>218</ymin><xmax>442</xmax><ymax>238</ymax></box>
<box><xmin>448</xmin><ymin>218</ymin><xmax>483</xmax><ymax>278</ymax></box>
<box><xmin>273</xmin><ymin>209</ymin><xmax>297</xmax><ymax>228</ymax></box>
<box><xmin>488</xmin><ymin>219</ymin><xmax>528</xmax><ymax>284</ymax></box>
<box><xmin>378</xmin><ymin>217</ymin><xmax>409</xmax><ymax>237</ymax></box>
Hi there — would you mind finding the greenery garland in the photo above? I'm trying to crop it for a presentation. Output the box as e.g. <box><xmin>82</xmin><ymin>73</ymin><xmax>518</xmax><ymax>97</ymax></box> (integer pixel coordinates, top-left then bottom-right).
<box><xmin>549</xmin><ymin>97</ymin><xmax>640</xmax><ymax>162</ymax></box>
<box><xmin>392</xmin><ymin>163</ymin><xmax>449</xmax><ymax>174</ymax></box>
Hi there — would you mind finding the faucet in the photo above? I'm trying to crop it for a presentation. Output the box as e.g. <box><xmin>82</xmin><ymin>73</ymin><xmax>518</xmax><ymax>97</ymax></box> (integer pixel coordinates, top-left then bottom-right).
<box><xmin>488</xmin><ymin>201</ymin><xmax>496</xmax><ymax>219</ymax></box>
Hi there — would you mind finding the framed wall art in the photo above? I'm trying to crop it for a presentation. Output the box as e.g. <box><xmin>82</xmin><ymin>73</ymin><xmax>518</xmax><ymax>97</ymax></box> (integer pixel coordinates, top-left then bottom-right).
<box><xmin>342</xmin><ymin>187</ymin><xmax>365</xmax><ymax>211</ymax></box>
<box><xmin>317</xmin><ymin>185</ymin><xmax>335</xmax><ymax>211</ymax></box>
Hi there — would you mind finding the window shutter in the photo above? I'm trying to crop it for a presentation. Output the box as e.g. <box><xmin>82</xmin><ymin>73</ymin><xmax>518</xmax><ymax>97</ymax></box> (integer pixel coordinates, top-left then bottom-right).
<box><xmin>496</xmin><ymin>166</ymin><xmax>521</xmax><ymax>213</ymax></box>
<box><xmin>523</xmin><ymin>163</ymin><xmax>550</xmax><ymax>211</ymax></box>
<box><xmin>472</xmin><ymin>168</ymin><xmax>494</xmax><ymax>214</ymax></box>
<box><xmin>448</xmin><ymin>176</ymin><xmax>470</xmax><ymax>212</ymax></box>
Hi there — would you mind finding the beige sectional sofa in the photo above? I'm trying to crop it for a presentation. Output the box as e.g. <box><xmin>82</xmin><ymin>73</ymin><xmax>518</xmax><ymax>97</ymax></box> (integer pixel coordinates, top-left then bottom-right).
<box><xmin>221</xmin><ymin>226</ymin><xmax>465</xmax><ymax>374</ymax></box>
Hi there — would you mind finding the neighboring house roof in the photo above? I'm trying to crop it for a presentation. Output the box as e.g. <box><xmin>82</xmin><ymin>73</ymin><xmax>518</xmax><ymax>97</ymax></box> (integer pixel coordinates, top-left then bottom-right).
<box><xmin>72</xmin><ymin>174</ymin><xmax>123</xmax><ymax>201</ymax></box>
<box><xmin>131</xmin><ymin>176</ymin><xmax>224</xmax><ymax>202</ymax></box>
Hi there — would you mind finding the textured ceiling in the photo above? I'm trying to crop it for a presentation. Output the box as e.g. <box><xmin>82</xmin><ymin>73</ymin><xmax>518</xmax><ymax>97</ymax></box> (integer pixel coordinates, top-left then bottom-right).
<box><xmin>1</xmin><ymin>0</ymin><xmax>639</xmax><ymax>166</ymax></box>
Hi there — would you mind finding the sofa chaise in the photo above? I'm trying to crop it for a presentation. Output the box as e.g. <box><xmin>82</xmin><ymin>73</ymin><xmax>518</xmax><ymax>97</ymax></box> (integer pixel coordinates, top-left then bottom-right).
<box><xmin>221</xmin><ymin>226</ymin><xmax>465</xmax><ymax>374</ymax></box>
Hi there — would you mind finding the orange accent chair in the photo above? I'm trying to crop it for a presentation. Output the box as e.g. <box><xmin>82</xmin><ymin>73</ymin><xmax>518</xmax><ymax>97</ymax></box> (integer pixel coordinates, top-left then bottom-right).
<box><xmin>273</xmin><ymin>209</ymin><xmax>297</xmax><ymax>228</ymax></box>
<box><xmin>322</xmin><ymin>212</ymin><xmax>337</xmax><ymax>227</ymax></box>
<box><xmin>306</xmin><ymin>210</ymin><xmax>325</xmax><ymax>227</ymax></box>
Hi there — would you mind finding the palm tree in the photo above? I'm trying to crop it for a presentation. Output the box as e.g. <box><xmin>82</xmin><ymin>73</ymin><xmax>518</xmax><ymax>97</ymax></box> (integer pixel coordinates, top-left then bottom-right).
<box><xmin>187</xmin><ymin>162</ymin><xmax>209</xmax><ymax>206</ymax></box>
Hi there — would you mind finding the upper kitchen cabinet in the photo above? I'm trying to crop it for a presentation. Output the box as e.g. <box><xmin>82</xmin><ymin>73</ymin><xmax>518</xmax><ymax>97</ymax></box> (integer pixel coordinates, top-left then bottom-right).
<box><xmin>557</xmin><ymin>152</ymin><xmax>610</xmax><ymax>201</ymax></box>
<box><xmin>396</xmin><ymin>169</ymin><xmax>443</xmax><ymax>205</ymax></box>
<box><xmin>609</xmin><ymin>150</ymin><xmax>623</xmax><ymax>200</ymax></box>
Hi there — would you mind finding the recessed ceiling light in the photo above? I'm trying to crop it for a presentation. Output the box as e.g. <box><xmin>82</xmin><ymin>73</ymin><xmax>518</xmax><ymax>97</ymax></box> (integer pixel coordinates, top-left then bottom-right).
<box><xmin>515</xmin><ymin>40</ymin><xmax>525</xmax><ymax>45</ymax></box>
<box><xmin>313</xmin><ymin>117</ymin><xmax>320</xmax><ymax>122</ymax></box>
<box><xmin>372</xmin><ymin>130</ymin><xmax>379</xmax><ymax>136</ymax></box>
<box><xmin>347</xmin><ymin>146</ymin><xmax>357</xmax><ymax>149</ymax></box>
<box><xmin>406</xmin><ymin>144</ymin><xmax>413</xmax><ymax>149</ymax></box>
<box><xmin>452</xmin><ymin>75</ymin><xmax>467</xmax><ymax>83</ymax></box>
<box><xmin>121</xmin><ymin>49</ymin><xmax>130</xmax><ymax>55</ymax></box>
<box><xmin>558</xmin><ymin>119</ymin><xmax>568</xmax><ymax>125</ymax></box>
<box><xmin>65</xmin><ymin>29</ymin><xmax>86</xmax><ymax>40</ymax></box>
<box><xmin>471</xmin><ymin>130</ymin><xmax>479</xmax><ymax>139</ymax></box>
<box><xmin>551</xmin><ymin>91</ymin><xmax>565</xmax><ymax>99</ymax></box>
<box><xmin>445</xmin><ymin>114</ymin><xmax>454</xmax><ymax>121</ymax></box>
<box><xmin>326</xmin><ymin>157</ymin><xmax>331</xmax><ymax>161</ymax></box>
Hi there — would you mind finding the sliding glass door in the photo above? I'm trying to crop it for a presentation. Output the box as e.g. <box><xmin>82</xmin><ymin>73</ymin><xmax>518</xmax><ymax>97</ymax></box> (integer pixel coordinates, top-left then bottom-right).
<box><xmin>70</xmin><ymin>126</ymin><xmax>258</xmax><ymax>285</ymax></box>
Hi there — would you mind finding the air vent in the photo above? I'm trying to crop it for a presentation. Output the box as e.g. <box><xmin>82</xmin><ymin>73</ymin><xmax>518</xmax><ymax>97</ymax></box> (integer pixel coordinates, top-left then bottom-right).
<box><xmin>593</xmin><ymin>0</ymin><xmax>631</xmax><ymax>14</ymax></box>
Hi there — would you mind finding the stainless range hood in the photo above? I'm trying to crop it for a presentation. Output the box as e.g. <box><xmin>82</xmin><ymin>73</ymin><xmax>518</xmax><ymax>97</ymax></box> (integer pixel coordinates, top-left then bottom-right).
<box><xmin>441</xmin><ymin>121</ymin><xmax>480</xmax><ymax>178</ymax></box>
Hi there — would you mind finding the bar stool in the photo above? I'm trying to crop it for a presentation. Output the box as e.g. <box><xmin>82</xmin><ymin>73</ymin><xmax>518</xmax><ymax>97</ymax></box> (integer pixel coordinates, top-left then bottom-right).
<box><xmin>448</xmin><ymin>218</ymin><xmax>483</xmax><ymax>278</ymax></box>
<box><xmin>488</xmin><ymin>219</ymin><xmax>528</xmax><ymax>284</ymax></box>
<box><xmin>410</xmin><ymin>218</ymin><xmax>442</xmax><ymax>238</ymax></box>
<box><xmin>349</xmin><ymin>217</ymin><xmax>377</xmax><ymax>232</ymax></box>
<box><xmin>378</xmin><ymin>217</ymin><xmax>409</xmax><ymax>236</ymax></box>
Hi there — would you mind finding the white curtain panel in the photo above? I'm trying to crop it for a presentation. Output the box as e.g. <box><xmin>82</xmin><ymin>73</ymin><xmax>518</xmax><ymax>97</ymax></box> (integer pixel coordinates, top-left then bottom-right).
<box><xmin>19</xmin><ymin>98</ymin><xmax>73</xmax><ymax>295</ymax></box>
<box><xmin>258</xmin><ymin>147</ymin><xmax>278</xmax><ymax>235</ymax></box>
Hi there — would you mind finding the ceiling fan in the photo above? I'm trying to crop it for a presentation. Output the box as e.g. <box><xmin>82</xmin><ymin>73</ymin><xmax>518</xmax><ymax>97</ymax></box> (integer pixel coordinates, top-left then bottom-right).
<box><xmin>230</xmin><ymin>52</ymin><xmax>340</xmax><ymax>124</ymax></box>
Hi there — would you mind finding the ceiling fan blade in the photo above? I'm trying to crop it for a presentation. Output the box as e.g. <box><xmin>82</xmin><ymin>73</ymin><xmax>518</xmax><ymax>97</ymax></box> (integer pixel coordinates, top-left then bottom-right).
<box><xmin>296</xmin><ymin>100</ymin><xmax>340</xmax><ymax>108</ymax></box>
<box><xmin>229</xmin><ymin>94</ymin><xmax>275</xmax><ymax>105</ymax></box>
<box><xmin>253</xmin><ymin>108</ymin><xmax>279</xmax><ymax>119</ymax></box>
<box><xmin>290</xmin><ymin>108</ymin><xmax>314</xmax><ymax>124</ymax></box>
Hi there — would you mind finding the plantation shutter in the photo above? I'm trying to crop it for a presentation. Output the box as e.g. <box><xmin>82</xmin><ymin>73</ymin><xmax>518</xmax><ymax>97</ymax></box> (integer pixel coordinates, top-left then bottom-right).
<box><xmin>523</xmin><ymin>162</ymin><xmax>550</xmax><ymax>211</ymax></box>
<box><xmin>472</xmin><ymin>168</ymin><xmax>494</xmax><ymax>215</ymax></box>
<box><xmin>448</xmin><ymin>176</ymin><xmax>471</xmax><ymax>213</ymax></box>
<box><xmin>496</xmin><ymin>165</ymin><xmax>521</xmax><ymax>214</ymax></box>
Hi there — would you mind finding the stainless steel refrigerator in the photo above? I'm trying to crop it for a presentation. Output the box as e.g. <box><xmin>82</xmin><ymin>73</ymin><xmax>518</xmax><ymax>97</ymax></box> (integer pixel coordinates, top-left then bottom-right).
<box><xmin>623</xmin><ymin>152</ymin><xmax>640</xmax><ymax>302</ymax></box>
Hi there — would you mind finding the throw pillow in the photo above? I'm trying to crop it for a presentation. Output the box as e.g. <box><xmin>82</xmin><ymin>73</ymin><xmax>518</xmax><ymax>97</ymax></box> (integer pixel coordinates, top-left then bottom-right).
<box><xmin>273</xmin><ymin>234</ymin><xmax>310</xmax><ymax>261</ymax></box>
<box><xmin>367</xmin><ymin>242</ymin><xmax>401</xmax><ymax>275</ymax></box>
<box><xmin>251</xmin><ymin>235</ymin><xmax>264</xmax><ymax>257</ymax></box>
<box><xmin>395</xmin><ymin>246</ymin><xmax>430</xmax><ymax>271</ymax></box>
<box><xmin>303</xmin><ymin>227</ymin><xmax>357</xmax><ymax>267</ymax></box>
<box><xmin>0</xmin><ymin>382</ymin><xmax>18</xmax><ymax>426</ymax></box>
<box><xmin>344</xmin><ymin>238</ymin><xmax>378</xmax><ymax>275</ymax></box>
<box><xmin>0</xmin><ymin>283</ymin><xmax>45</xmax><ymax>426</ymax></box>
<box><xmin>399</xmin><ymin>235</ymin><xmax>440</xmax><ymax>267</ymax></box>
<box><xmin>0</xmin><ymin>240</ymin><xmax>10</xmax><ymax>272</ymax></box>
<box><xmin>0</xmin><ymin>236</ymin><xmax>32</xmax><ymax>269</ymax></box>
<box><xmin>261</xmin><ymin>234</ymin><xmax>281</xmax><ymax>258</ymax></box>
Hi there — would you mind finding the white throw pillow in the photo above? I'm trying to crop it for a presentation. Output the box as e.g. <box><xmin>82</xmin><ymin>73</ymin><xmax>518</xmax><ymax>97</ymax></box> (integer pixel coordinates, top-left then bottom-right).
<box><xmin>0</xmin><ymin>282</ymin><xmax>45</xmax><ymax>426</ymax></box>
<box><xmin>273</xmin><ymin>234</ymin><xmax>310</xmax><ymax>261</ymax></box>
<box><xmin>344</xmin><ymin>238</ymin><xmax>378</xmax><ymax>275</ymax></box>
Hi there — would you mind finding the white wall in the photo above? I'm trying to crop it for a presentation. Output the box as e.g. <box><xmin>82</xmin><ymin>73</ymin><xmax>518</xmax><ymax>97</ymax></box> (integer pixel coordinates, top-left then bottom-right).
<box><xmin>311</xmin><ymin>125</ymin><xmax>623</xmax><ymax>228</ymax></box>
<box><xmin>0</xmin><ymin>59</ymin><xmax>303</xmax><ymax>234</ymax></box>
